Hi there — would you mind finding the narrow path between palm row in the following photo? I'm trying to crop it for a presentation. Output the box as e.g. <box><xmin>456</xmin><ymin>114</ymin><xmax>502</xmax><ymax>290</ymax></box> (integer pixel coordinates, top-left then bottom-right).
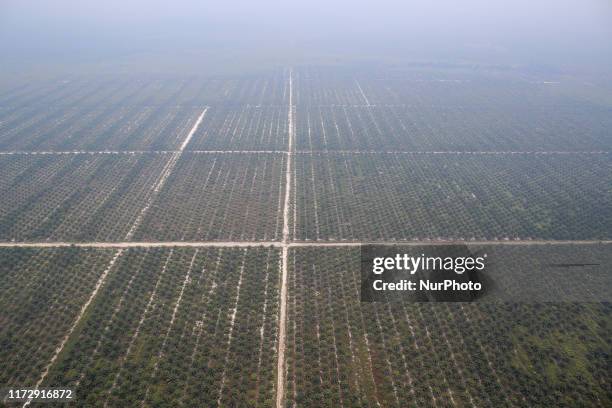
<box><xmin>355</xmin><ymin>79</ymin><xmax>371</xmax><ymax>106</ymax></box>
<box><xmin>125</xmin><ymin>108</ymin><xmax>208</xmax><ymax>240</ymax></box>
<box><xmin>23</xmin><ymin>250</ymin><xmax>124</xmax><ymax>407</ymax></box>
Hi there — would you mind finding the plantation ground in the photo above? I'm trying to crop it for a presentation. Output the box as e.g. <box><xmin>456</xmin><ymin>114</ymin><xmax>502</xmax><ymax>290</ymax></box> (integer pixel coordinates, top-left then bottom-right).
<box><xmin>0</xmin><ymin>105</ymin><xmax>203</xmax><ymax>151</ymax></box>
<box><xmin>286</xmin><ymin>245</ymin><xmax>611</xmax><ymax>408</ymax></box>
<box><xmin>0</xmin><ymin>247</ymin><xmax>280</xmax><ymax>408</ymax></box>
<box><xmin>0</xmin><ymin>154</ymin><xmax>172</xmax><ymax>242</ymax></box>
<box><xmin>295</xmin><ymin>105</ymin><xmax>612</xmax><ymax>152</ymax></box>
<box><xmin>132</xmin><ymin>152</ymin><xmax>286</xmax><ymax>242</ymax></box>
<box><xmin>293</xmin><ymin>153</ymin><xmax>612</xmax><ymax>241</ymax></box>
<box><xmin>185</xmin><ymin>106</ymin><xmax>289</xmax><ymax>151</ymax></box>
<box><xmin>0</xmin><ymin>65</ymin><xmax>610</xmax><ymax>408</ymax></box>
<box><xmin>0</xmin><ymin>248</ymin><xmax>115</xmax><ymax>389</ymax></box>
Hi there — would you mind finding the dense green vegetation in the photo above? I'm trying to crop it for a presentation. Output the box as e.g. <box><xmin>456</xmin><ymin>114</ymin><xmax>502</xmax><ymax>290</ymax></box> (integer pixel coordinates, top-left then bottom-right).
<box><xmin>293</xmin><ymin>153</ymin><xmax>612</xmax><ymax>241</ymax></box>
<box><xmin>133</xmin><ymin>152</ymin><xmax>286</xmax><ymax>241</ymax></box>
<box><xmin>0</xmin><ymin>248</ymin><xmax>115</xmax><ymax>389</ymax></box>
<box><xmin>294</xmin><ymin>66</ymin><xmax>612</xmax><ymax>152</ymax></box>
<box><xmin>0</xmin><ymin>103</ymin><xmax>203</xmax><ymax>151</ymax></box>
<box><xmin>186</xmin><ymin>106</ymin><xmax>289</xmax><ymax>151</ymax></box>
<box><xmin>41</xmin><ymin>247</ymin><xmax>280</xmax><ymax>407</ymax></box>
<box><xmin>0</xmin><ymin>155</ymin><xmax>171</xmax><ymax>241</ymax></box>
<box><xmin>0</xmin><ymin>78</ymin><xmax>205</xmax><ymax>151</ymax></box>
<box><xmin>286</xmin><ymin>246</ymin><xmax>611</xmax><ymax>407</ymax></box>
<box><xmin>295</xmin><ymin>105</ymin><xmax>612</xmax><ymax>152</ymax></box>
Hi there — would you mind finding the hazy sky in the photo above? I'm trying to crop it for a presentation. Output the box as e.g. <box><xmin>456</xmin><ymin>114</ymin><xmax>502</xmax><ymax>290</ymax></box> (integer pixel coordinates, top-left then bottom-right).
<box><xmin>1</xmin><ymin>0</ymin><xmax>610</xmax><ymax>76</ymax></box>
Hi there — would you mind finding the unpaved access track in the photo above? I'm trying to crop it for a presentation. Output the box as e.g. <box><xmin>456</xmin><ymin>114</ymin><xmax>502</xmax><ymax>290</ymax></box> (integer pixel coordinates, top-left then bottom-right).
<box><xmin>276</xmin><ymin>68</ymin><xmax>294</xmax><ymax>408</ymax></box>
<box><xmin>1</xmin><ymin>239</ymin><xmax>609</xmax><ymax>249</ymax></box>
